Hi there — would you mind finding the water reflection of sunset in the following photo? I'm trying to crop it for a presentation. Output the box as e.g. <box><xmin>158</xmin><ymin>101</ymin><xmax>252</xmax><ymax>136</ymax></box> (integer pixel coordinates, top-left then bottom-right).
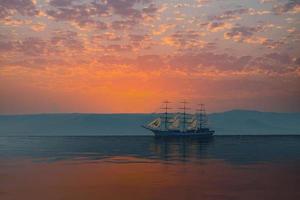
<box><xmin>1</xmin><ymin>158</ymin><xmax>299</xmax><ymax>200</ymax></box>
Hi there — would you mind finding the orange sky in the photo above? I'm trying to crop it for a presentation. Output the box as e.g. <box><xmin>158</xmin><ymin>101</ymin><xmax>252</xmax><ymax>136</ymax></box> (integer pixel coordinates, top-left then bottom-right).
<box><xmin>0</xmin><ymin>0</ymin><xmax>299</xmax><ymax>114</ymax></box>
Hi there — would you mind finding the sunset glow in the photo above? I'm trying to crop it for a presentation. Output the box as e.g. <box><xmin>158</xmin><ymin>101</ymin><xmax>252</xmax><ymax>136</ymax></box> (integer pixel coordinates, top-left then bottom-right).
<box><xmin>0</xmin><ymin>0</ymin><xmax>299</xmax><ymax>113</ymax></box>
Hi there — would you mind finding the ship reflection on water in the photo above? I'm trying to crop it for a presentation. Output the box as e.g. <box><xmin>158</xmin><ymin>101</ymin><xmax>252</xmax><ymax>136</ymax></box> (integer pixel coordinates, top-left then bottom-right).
<box><xmin>1</xmin><ymin>135</ymin><xmax>299</xmax><ymax>164</ymax></box>
<box><xmin>152</xmin><ymin>137</ymin><xmax>214</xmax><ymax>162</ymax></box>
<box><xmin>151</xmin><ymin>135</ymin><xmax>300</xmax><ymax>164</ymax></box>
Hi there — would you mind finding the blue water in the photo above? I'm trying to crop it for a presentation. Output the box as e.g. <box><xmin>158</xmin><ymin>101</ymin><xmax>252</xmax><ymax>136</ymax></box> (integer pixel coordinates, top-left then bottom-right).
<box><xmin>1</xmin><ymin>135</ymin><xmax>299</xmax><ymax>164</ymax></box>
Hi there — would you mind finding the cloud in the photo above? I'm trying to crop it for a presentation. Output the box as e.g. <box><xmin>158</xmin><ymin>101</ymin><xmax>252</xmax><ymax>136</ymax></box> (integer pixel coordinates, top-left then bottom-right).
<box><xmin>129</xmin><ymin>34</ymin><xmax>151</xmax><ymax>47</ymax></box>
<box><xmin>17</xmin><ymin>37</ymin><xmax>48</xmax><ymax>56</ymax></box>
<box><xmin>111</xmin><ymin>19</ymin><xmax>137</xmax><ymax>30</ymax></box>
<box><xmin>168</xmin><ymin>52</ymin><xmax>252</xmax><ymax>72</ymax></box>
<box><xmin>273</xmin><ymin>0</ymin><xmax>300</xmax><ymax>15</ymax></box>
<box><xmin>142</xmin><ymin>3</ymin><xmax>158</xmax><ymax>15</ymax></box>
<box><xmin>265</xmin><ymin>52</ymin><xmax>292</xmax><ymax>64</ymax></box>
<box><xmin>252</xmin><ymin>38</ymin><xmax>283</xmax><ymax>49</ymax></box>
<box><xmin>0</xmin><ymin>2</ymin><xmax>298</xmax><ymax>73</ymax></box>
<box><xmin>0</xmin><ymin>57</ymin><xmax>69</xmax><ymax>68</ymax></box>
<box><xmin>107</xmin><ymin>0</ymin><xmax>156</xmax><ymax>18</ymax></box>
<box><xmin>195</xmin><ymin>0</ymin><xmax>211</xmax><ymax>7</ymax></box>
<box><xmin>46</xmin><ymin>1</ymin><xmax>109</xmax><ymax>29</ymax></box>
<box><xmin>0</xmin><ymin>30</ymin><xmax>84</xmax><ymax>57</ymax></box>
<box><xmin>0</xmin><ymin>17</ymin><xmax>31</xmax><ymax>26</ymax></box>
<box><xmin>251</xmin><ymin>52</ymin><xmax>299</xmax><ymax>74</ymax></box>
<box><xmin>50</xmin><ymin>30</ymin><xmax>84</xmax><ymax>50</ymax></box>
<box><xmin>224</xmin><ymin>25</ymin><xmax>263</xmax><ymax>42</ymax></box>
<box><xmin>49</xmin><ymin>0</ymin><xmax>76</xmax><ymax>7</ymax></box>
<box><xmin>209</xmin><ymin>8</ymin><xmax>249</xmax><ymax>21</ymax></box>
<box><xmin>46</xmin><ymin>0</ymin><xmax>157</xmax><ymax>30</ymax></box>
<box><xmin>206</xmin><ymin>22</ymin><xmax>232</xmax><ymax>32</ymax></box>
<box><xmin>223</xmin><ymin>24</ymin><xmax>286</xmax><ymax>49</ymax></box>
<box><xmin>129</xmin><ymin>34</ymin><xmax>149</xmax><ymax>41</ymax></box>
<box><xmin>0</xmin><ymin>0</ymin><xmax>39</xmax><ymax>19</ymax></box>
<box><xmin>166</xmin><ymin>51</ymin><xmax>299</xmax><ymax>76</ymax></box>
<box><xmin>92</xmin><ymin>32</ymin><xmax>121</xmax><ymax>42</ymax></box>
<box><xmin>260</xmin><ymin>0</ymin><xmax>274</xmax><ymax>3</ymax></box>
<box><xmin>30</xmin><ymin>23</ymin><xmax>46</xmax><ymax>32</ymax></box>
<box><xmin>104</xmin><ymin>44</ymin><xmax>133</xmax><ymax>52</ymax></box>
<box><xmin>162</xmin><ymin>30</ymin><xmax>207</xmax><ymax>49</ymax></box>
<box><xmin>152</xmin><ymin>24</ymin><xmax>175</xmax><ymax>35</ymax></box>
<box><xmin>248</xmin><ymin>8</ymin><xmax>271</xmax><ymax>15</ymax></box>
<box><xmin>2</xmin><ymin>37</ymin><xmax>299</xmax><ymax>82</ymax></box>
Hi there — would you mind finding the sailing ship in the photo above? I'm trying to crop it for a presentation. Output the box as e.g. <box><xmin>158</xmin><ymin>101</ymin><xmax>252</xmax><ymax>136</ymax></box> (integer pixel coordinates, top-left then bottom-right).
<box><xmin>142</xmin><ymin>101</ymin><xmax>215</xmax><ymax>137</ymax></box>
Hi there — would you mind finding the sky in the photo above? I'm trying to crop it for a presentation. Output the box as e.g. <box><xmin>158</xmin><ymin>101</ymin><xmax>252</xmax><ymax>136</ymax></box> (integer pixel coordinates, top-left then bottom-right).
<box><xmin>0</xmin><ymin>0</ymin><xmax>299</xmax><ymax>114</ymax></box>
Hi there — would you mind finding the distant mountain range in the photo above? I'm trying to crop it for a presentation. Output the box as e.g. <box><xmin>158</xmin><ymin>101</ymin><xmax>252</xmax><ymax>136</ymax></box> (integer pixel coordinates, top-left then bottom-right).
<box><xmin>0</xmin><ymin>110</ymin><xmax>299</xmax><ymax>136</ymax></box>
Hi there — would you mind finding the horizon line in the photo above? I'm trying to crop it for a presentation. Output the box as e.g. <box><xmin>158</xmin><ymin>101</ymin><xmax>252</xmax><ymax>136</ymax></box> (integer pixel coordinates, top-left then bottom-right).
<box><xmin>1</xmin><ymin>109</ymin><xmax>300</xmax><ymax>116</ymax></box>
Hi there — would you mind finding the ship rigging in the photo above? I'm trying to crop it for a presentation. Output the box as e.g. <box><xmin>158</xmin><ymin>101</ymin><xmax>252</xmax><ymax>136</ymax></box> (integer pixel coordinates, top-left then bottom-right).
<box><xmin>143</xmin><ymin>101</ymin><xmax>215</xmax><ymax>137</ymax></box>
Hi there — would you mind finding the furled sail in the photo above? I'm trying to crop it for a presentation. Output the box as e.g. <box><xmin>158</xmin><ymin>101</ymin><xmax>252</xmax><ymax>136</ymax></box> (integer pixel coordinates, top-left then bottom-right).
<box><xmin>147</xmin><ymin>118</ymin><xmax>161</xmax><ymax>129</ymax></box>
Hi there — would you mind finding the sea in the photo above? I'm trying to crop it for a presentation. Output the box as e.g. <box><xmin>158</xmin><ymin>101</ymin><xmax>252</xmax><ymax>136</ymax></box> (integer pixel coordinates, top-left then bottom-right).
<box><xmin>0</xmin><ymin>135</ymin><xmax>299</xmax><ymax>200</ymax></box>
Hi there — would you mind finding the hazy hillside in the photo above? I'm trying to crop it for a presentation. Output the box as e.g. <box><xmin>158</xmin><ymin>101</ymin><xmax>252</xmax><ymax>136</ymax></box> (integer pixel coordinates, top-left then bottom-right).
<box><xmin>210</xmin><ymin>110</ymin><xmax>300</xmax><ymax>135</ymax></box>
<box><xmin>0</xmin><ymin>110</ymin><xmax>299</xmax><ymax>136</ymax></box>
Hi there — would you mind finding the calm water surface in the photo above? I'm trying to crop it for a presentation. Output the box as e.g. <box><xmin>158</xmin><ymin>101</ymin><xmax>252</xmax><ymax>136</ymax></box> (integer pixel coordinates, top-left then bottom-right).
<box><xmin>0</xmin><ymin>136</ymin><xmax>299</xmax><ymax>200</ymax></box>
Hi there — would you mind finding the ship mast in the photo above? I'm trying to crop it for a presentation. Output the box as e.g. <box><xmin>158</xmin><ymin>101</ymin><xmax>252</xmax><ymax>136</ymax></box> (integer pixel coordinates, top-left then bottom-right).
<box><xmin>161</xmin><ymin>101</ymin><xmax>171</xmax><ymax>130</ymax></box>
<box><xmin>179</xmin><ymin>101</ymin><xmax>189</xmax><ymax>132</ymax></box>
<box><xmin>197</xmin><ymin>104</ymin><xmax>206</xmax><ymax>129</ymax></box>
